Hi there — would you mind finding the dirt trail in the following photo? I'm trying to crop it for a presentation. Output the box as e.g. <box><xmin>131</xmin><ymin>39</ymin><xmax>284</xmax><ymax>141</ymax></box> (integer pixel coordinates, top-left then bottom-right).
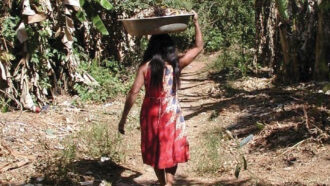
<box><xmin>0</xmin><ymin>54</ymin><xmax>236</xmax><ymax>185</ymax></box>
<box><xmin>120</xmin><ymin>54</ymin><xmax>330</xmax><ymax>185</ymax></box>
<box><xmin>138</xmin><ymin>59</ymin><xmax>218</xmax><ymax>185</ymax></box>
<box><xmin>121</xmin><ymin>54</ymin><xmax>251</xmax><ymax>185</ymax></box>
<box><xmin>117</xmin><ymin>56</ymin><xmax>217</xmax><ymax>185</ymax></box>
<box><xmin>0</xmin><ymin>54</ymin><xmax>329</xmax><ymax>185</ymax></box>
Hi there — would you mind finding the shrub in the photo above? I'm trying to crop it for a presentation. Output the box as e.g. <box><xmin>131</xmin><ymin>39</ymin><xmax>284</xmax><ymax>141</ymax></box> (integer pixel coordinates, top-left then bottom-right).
<box><xmin>212</xmin><ymin>46</ymin><xmax>254</xmax><ymax>79</ymax></box>
<box><xmin>74</xmin><ymin>59</ymin><xmax>133</xmax><ymax>102</ymax></box>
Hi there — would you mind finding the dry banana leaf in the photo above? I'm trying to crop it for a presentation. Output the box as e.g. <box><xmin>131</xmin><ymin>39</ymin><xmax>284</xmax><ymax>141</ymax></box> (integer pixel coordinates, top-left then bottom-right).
<box><xmin>62</xmin><ymin>27</ymin><xmax>74</xmax><ymax>49</ymax></box>
<box><xmin>22</xmin><ymin>0</ymin><xmax>36</xmax><ymax>16</ymax></box>
<box><xmin>0</xmin><ymin>63</ymin><xmax>7</xmax><ymax>80</ymax></box>
<box><xmin>64</xmin><ymin>0</ymin><xmax>80</xmax><ymax>7</ymax></box>
<box><xmin>66</xmin><ymin>17</ymin><xmax>75</xmax><ymax>33</ymax></box>
<box><xmin>20</xmin><ymin>80</ymin><xmax>34</xmax><ymax>110</ymax></box>
<box><xmin>40</xmin><ymin>0</ymin><xmax>53</xmax><ymax>12</ymax></box>
<box><xmin>16</xmin><ymin>22</ymin><xmax>28</xmax><ymax>43</ymax></box>
<box><xmin>26</xmin><ymin>13</ymin><xmax>47</xmax><ymax>24</ymax></box>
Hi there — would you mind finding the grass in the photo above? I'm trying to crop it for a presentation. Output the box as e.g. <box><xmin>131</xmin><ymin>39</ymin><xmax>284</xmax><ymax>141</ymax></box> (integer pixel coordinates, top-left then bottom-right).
<box><xmin>190</xmin><ymin>122</ymin><xmax>255</xmax><ymax>179</ymax></box>
<box><xmin>78</xmin><ymin>122</ymin><xmax>123</xmax><ymax>159</ymax></box>
<box><xmin>192</xmin><ymin>127</ymin><xmax>231</xmax><ymax>175</ymax></box>
<box><xmin>38</xmin><ymin>121</ymin><xmax>124</xmax><ymax>184</ymax></box>
<box><xmin>0</xmin><ymin>97</ymin><xmax>10</xmax><ymax>113</ymax></box>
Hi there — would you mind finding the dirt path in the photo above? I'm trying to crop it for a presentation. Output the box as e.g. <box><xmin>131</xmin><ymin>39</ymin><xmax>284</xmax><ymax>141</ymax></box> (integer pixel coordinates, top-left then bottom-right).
<box><xmin>0</xmin><ymin>54</ymin><xmax>329</xmax><ymax>185</ymax></box>
<box><xmin>0</xmin><ymin>54</ymin><xmax>235</xmax><ymax>185</ymax></box>
<box><xmin>119</xmin><ymin>54</ymin><xmax>251</xmax><ymax>185</ymax></box>
<box><xmin>120</xmin><ymin>54</ymin><xmax>330</xmax><ymax>185</ymax></box>
<box><xmin>137</xmin><ymin>57</ymin><xmax>219</xmax><ymax>185</ymax></box>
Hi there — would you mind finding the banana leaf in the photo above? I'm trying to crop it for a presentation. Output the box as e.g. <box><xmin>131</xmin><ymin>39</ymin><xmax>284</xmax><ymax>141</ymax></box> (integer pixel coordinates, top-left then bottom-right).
<box><xmin>80</xmin><ymin>0</ymin><xmax>85</xmax><ymax>7</ymax></box>
<box><xmin>76</xmin><ymin>10</ymin><xmax>87</xmax><ymax>22</ymax></box>
<box><xmin>276</xmin><ymin>0</ymin><xmax>289</xmax><ymax>21</ymax></box>
<box><xmin>97</xmin><ymin>0</ymin><xmax>112</xmax><ymax>10</ymax></box>
<box><xmin>92</xmin><ymin>15</ymin><xmax>109</xmax><ymax>35</ymax></box>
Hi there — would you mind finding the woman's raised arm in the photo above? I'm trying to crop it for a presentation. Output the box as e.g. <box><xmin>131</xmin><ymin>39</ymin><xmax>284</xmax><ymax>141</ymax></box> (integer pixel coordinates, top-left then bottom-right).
<box><xmin>179</xmin><ymin>11</ymin><xmax>203</xmax><ymax>69</ymax></box>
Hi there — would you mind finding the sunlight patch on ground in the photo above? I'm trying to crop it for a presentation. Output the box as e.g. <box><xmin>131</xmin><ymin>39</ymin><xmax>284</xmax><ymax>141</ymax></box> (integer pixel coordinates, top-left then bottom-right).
<box><xmin>228</xmin><ymin>77</ymin><xmax>274</xmax><ymax>92</ymax></box>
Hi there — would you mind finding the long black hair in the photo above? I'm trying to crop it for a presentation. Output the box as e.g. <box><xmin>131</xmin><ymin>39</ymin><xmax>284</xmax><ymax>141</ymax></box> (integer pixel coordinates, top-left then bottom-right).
<box><xmin>141</xmin><ymin>34</ymin><xmax>180</xmax><ymax>92</ymax></box>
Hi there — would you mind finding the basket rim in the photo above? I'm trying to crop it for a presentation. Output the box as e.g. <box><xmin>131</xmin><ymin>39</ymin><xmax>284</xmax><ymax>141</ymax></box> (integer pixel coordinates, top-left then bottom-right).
<box><xmin>118</xmin><ymin>13</ymin><xmax>194</xmax><ymax>21</ymax></box>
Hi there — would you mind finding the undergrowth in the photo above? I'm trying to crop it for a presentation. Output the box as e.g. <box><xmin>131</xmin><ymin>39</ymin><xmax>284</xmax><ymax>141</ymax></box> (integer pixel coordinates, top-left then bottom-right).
<box><xmin>77</xmin><ymin>122</ymin><xmax>123</xmax><ymax>159</ymax></box>
<box><xmin>74</xmin><ymin>59</ymin><xmax>134</xmax><ymax>102</ymax></box>
<box><xmin>192</xmin><ymin>127</ymin><xmax>230</xmax><ymax>174</ymax></box>
<box><xmin>0</xmin><ymin>97</ymin><xmax>10</xmax><ymax>113</ymax></box>
<box><xmin>38</xmin><ymin>122</ymin><xmax>123</xmax><ymax>184</ymax></box>
<box><xmin>212</xmin><ymin>46</ymin><xmax>254</xmax><ymax>79</ymax></box>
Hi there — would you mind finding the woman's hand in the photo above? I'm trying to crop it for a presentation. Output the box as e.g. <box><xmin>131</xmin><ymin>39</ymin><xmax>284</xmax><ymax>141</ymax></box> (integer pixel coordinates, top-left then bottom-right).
<box><xmin>192</xmin><ymin>10</ymin><xmax>198</xmax><ymax>23</ymax></box>
<box><xmin>118</xmin><ymin>118</ymin><xmax>126</xmax><ymax>134</ymax></box>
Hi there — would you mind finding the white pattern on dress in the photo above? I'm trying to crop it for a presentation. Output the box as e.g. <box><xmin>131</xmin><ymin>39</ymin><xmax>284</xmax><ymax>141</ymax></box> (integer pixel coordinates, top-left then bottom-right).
<box><xmin>161</xmin><ymin>66</ymin><xmax>187</xmax><ymax>140</ymax></box>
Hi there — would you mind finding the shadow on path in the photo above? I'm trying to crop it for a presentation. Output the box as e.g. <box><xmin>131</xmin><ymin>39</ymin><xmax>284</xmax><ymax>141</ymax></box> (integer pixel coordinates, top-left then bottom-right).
<box><xmin>174</xmin><ymin>175</ymin><xmax>251</xmax><ymax>186</ymax></box>
<box><xmin>31</xmin><ymin>158</ymin><xmax>143</xmax><ymax>185</ymax></box>
<box><xmin>180</xmin><ymin>70</ymin><xmax>330</xmax><ymax>150</ymax></box>
<box><xmin>32</xmin><ymin>157</ymin><xmax>253</xmax><ymax>186</ymax></box>
<box><xmin>32</xmin><ymin>157</ymin><xmax>253</xmax><ymax>185</ymax></box>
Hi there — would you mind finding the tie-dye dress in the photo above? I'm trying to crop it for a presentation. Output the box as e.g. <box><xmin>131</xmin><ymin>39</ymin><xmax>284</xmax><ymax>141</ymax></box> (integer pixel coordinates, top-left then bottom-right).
<box><xmin>140</xmin><ymin>64</ymin><xmax>189</xmax><ymax>169</ymax></box>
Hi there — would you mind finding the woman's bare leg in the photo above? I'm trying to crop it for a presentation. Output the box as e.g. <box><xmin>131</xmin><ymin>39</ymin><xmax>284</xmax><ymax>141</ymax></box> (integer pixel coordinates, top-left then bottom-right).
<box><xmin>154</xmin><ymin>168</ymin><xmax>166</xmax><ymax>186</ymax></box>
<box><xmin>165</xmin><ymin>165</ymin><xmax>178</xmax><ymax>186</ymax></box>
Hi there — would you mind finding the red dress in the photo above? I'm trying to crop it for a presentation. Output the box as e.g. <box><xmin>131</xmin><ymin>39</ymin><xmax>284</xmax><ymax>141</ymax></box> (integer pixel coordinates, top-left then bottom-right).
<box><xmin>140</xmin><ymin>65</ymin><xmax>189</xmax><ymax>169</ymax></box>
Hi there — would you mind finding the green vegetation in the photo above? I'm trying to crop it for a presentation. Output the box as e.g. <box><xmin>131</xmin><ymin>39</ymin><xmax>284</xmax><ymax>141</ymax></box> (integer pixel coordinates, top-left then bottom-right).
<box><xmin>1</xmin><ymin>0</ymin><xmax>328</xmax><ymax>109</ymax></box>
<box><xmin>74</xmin><ymin>59</ymin><xmax>133</xmax><ymax>102</ymax></box>
<box><xmin>77</xmin><ymin>0</ymin><xmax>114</xmax><ymax>35</ymax></box>
<box><xmin>0</xmin><ymin>0</ymin><xmax>256</xmax><ymax>108</ymax></box>
<box><xmin>0</xmin><ymin>97</ymin><xmax>10</xmax><ymax>113</ymax></box>
<box><xmin>76</xmin><ymin>122</ymin><xmax>123</xmax><ymax>159</ymax></box>
<box><xmin>40</xmin><ymin>122</ymin><xmax>123</xmax><ymax>184</ymax></box>
<box><xmin>118</xmin><ymin>0</ymin><xmax>255</xmax><ymax>88</ymax></box>
<box><xmin>193</xmin><ymin>128</ymin><xmax>229</xmax><ymax>174</ymax></box>
<box><xmin>212</xmin><ymin>46</ymin><xmax>254</xmax><ymax>79</ymax></box>
<box><xmin>196</xmin><ymin>0</ymin><xmax>255</xmax><ymax>53</ymax></box>
<box><xmin>1</xmin><ymin>16</ymin><xmax>19</xmax><ymax>43</ymax></box>
<box><xmin>201</xmin><ymin>0</ymin><xmax>255</xmax><ymax>78</ymax></box>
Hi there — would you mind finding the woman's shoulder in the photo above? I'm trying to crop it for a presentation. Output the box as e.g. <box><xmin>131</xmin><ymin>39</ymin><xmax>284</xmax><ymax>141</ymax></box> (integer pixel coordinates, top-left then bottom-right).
<box><xmin>139</xmin><ymin>61</ymin><xmax>150</xmax><ymax>75</ymax></box>
<box><xmin>140</xmin><ymin>61</ymin><xmax>150</xmax><ymax>69</ymax></box>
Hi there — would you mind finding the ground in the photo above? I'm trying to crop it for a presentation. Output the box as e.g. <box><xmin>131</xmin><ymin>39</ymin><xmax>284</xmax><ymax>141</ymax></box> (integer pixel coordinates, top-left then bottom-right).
<box><xmin>0</xmin><ymin>54</ymin><xmax>329</xmax><ymax>185</ymax></box>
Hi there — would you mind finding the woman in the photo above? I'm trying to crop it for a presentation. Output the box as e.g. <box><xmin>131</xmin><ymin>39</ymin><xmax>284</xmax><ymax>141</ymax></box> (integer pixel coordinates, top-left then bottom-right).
<box><xmin>118</xmin><ymin>11</ymin><xmax>203</xmax><ymax>186</ymax></box>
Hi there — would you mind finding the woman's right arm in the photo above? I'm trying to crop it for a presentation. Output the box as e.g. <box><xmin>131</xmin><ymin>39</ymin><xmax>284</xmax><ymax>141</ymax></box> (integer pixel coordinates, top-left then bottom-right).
<box><xmin>179</xmin><ymin>11</ymin><xmax>203</xmax><ymax>69</ymax></box>
<box><xmin>118</xmin><ymin>64</ymin><xmax>146</xmax><ymax>134</ymax></box>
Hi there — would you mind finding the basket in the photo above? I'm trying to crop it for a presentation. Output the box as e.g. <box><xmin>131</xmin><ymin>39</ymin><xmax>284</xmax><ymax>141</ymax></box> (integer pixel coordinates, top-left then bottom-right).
<box><xmin>119</xmin><ymin>14</ymin><xmax>193</xmax><ymax>36</ymax></box>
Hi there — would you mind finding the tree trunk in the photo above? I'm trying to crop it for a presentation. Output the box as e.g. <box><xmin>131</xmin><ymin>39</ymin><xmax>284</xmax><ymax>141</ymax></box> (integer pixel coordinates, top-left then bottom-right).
<box><xmin>278</xmin><ymin>24</ymin><xmax>292</xmax><ymax>81</ymax></box>
<box><xmin>314</xmin><ymin>0</ymin><xmax>330</xmax><ymax>80</ymax></box>
<box><xmin>255</xmin><ymin>0</ymin><xmax>320</xmax><ymax>82</ymax></box>
<box><xmin>254</xmin><ymin>0</ymin><xmax>278</xmax><ymax>76</ymax></box>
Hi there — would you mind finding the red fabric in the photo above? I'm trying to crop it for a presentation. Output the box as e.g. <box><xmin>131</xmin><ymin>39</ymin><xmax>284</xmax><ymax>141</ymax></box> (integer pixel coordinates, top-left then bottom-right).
<box><xmin>140</xmin><ymin>65</ymin><xmax>189</xmax><ymax>169</ymax></box>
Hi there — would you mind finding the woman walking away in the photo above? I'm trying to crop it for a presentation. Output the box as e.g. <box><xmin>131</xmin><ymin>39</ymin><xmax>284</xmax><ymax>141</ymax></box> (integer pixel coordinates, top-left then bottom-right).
<box><xmin>118</xmin><ymin>11</ymin><xmax>203</xmax><ymax>186</ymax></box>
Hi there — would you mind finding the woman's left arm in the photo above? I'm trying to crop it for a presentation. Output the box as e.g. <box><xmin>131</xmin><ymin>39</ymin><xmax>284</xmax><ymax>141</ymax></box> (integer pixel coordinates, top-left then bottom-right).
<box><xmin>118</xmin><ymin>65</ymin><xmax>145</xmax><ymax>134</ymax></box>
<box><xmin>179</xmin><ymin>11</ymin><xmax>203</xmax><ymax>69</ymax></box>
